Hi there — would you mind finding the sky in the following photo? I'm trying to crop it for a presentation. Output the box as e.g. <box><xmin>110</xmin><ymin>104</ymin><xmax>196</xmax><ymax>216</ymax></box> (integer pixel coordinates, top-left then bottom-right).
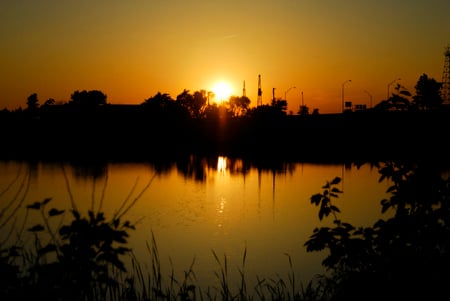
<box><xmin>1</xmin><ymin>0</ymin><xmax>449</xmax><ymax>114</ymax></box>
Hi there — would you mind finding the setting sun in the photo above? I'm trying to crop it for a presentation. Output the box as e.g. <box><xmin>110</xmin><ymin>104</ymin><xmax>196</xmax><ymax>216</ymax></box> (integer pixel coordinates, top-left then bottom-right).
<box><xmin>211</xmin><ymin>81</ymin><xmax>233</xmax><ymax>103</ymax></box>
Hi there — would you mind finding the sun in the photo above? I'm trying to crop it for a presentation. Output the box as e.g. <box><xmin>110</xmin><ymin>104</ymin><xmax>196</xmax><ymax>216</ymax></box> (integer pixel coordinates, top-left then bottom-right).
<box><xmin>211</xmin><ymin>81</ymin><xmax>233</xmax><ymax>102</ymax></box>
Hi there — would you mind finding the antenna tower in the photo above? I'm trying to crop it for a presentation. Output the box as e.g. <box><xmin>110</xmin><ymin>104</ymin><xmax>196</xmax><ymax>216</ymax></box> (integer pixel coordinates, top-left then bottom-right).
<box><xmin>442</xmin><ymin>45</ymin><xmax>450</xmax><ymax>104</ymax></box>
<box><xmin>243</xmin><ymin>80</ymin><xmax>246</xmax><ymax>97</ymax></box>
<box><xmin>257</xmin><ymin>74</ymin><xmax>262</xmax><ymax>106</ymax></box>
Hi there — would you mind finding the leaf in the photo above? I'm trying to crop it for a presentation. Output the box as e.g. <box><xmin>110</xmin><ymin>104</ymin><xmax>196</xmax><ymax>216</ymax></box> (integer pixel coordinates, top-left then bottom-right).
<box><xmin>331</xmin><ymin>187</ymin><xmax>342</xmax><ymax>193</ymax></box>
<box><xmin>380</xmin><ymin>199</ymin><xmax>390</xmax><ymax>213</ymax></box>
<box><xmin>48</xmin><ymin>208</ymin><xmax>65</xmax><ymax>216</ymax></box>
<box><xmin>319</xmin><ymin>209</ymin><xmax>325</xmax><ymax>221</ymax></box>
<box><xmin>71</xmin><ymin>210</ymin><xmax>80</xmax><ymax>219</ymax></box>
<box><xmin>311</xmin><ymin>194</ymin><xmax>322</xmax><ymax>205</ymax></box>
<box><xmin>116</xmin><ymin>247</ymin><xmax>131</xmax><ymax>255</ymax></box>
<box><xmin>333</xmin><ymin>219</ymin><xmax>341</xmax><ymax>225</ymax></box>
<box><xmin>329</xmin><ymin>205</ymin><xmax>340</xmax><ymax>213</ymax></box>
<box><xmin>330</xmin><ymin>177</ymin><xmax>341</xmax><ymax>185</ymax></box>
<box><xmin>400</xmin><ymin>90</ymin><xmax>411</xmax><ymax>96</ymax></box>
<box><xmin>96</xmin><ymin>212</ymin><xmax>105</xmax><ymax>222</ymax></box>
<box><xmin>123</xmin><ymin>220</ymin><xmax>135</xmax><ymax>229</ymax></box>
<box><xmin>386</xmin><ymin>185</ymin><xmax>396</xmax><ymax>193</ymax></box>
<box><xmin>41</xmin><ymin>198</ymin><xmax>52</xmax><ymax>205</ymax></box>
<box><xmin>27</xmin><ymin>202</ymin><xmax>41</xmax><ymax>210</ymax></box>
<box><xmin>88</xmin><ymin>210</ymin><xmax>95</xmax><ymax>221</ymax></box>
<box><xmin>37</xmin><ymin>244</ymin><xmax>57</xmax><ymax>257</ymax></box>
<box><xmin>373</xmin><ymin>219</ymin><xmax>385</xmax><ymax>229</ymax></box>
<box><xmin>28</xmin><ymin>224</ymin><xmax>45</xmax><ymax>232</ymax></box>
<box><xmin>341</xmin><ymin>223</ymin><xmax>355</xmax><ymax>232</ymax></box>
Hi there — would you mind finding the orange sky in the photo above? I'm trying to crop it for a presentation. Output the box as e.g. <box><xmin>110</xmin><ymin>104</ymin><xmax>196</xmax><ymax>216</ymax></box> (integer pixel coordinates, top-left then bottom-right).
<box><xmin>1</xmin><ymin>0</ymin><xmax>449</xmax><ymax>113</ymax></box>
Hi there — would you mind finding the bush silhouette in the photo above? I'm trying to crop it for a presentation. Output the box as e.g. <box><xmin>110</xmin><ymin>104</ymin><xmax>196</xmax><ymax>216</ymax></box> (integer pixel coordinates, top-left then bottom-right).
<box><xmin>305</xmin><ymin>161</ymin><xmax>450</xmax><ymax>301</ymax></box>
<box><xmin>0</xmin><ymin>197</ymin><xmax>135</xmax><ymax>300</ymax></box>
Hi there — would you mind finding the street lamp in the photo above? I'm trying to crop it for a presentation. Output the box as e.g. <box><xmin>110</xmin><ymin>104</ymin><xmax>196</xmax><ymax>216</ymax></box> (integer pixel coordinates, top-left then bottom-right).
<box><xmin>387</xmin><ymin>78</ymin><xmax>401</xmax><ymax>99</ymax></box>
<box><xmin>364</xmin><ymin>90</ymin><xmax>372</xmax><ymax>108</ymax></box>
<box><xmin>341</xmin><ymin>80</ymin><xmax>351</xmax><ymax>113</ymax></box>
<box><xmin>285</xmin><ymin>86</ymin><xmax>296</xmax><ymax>101</ymax></box>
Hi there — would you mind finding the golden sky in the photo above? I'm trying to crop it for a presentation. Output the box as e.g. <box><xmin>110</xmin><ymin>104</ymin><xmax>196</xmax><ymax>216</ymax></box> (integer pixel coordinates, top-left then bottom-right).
<box><xmin>1</xmin><ymin>0</ymin><xmax>449</xmax><ymax>113</ymax></box>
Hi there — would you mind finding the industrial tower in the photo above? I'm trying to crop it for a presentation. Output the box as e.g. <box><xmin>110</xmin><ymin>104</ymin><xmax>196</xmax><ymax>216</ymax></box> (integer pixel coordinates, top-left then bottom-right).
<box><xmin>243</xmin><ymin>80</ymin><xmax>246</xmax><ymax>97</ymax></box>
<box><xmin>257</xmin><ymin>74</ymin><xmax>262</xmax><ymax>106</ymax></box>
<box><xmin>442</xmin><ymin>45</ymin><xmax>450</xmax><ymax>104</ymax></box>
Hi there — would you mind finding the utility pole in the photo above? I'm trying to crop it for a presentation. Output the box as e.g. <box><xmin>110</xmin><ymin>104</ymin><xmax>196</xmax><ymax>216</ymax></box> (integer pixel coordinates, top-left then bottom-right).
<box><xmin>257</xmin><ymin>75</ymin><xmax>262</xmax><ymax>106</ymax></box>
<box><xmin>341</xmin><ymin>80</ymin><xmax>351</xmax><ymax>113</ymax></box>
<box><xmin>364</xmin><ymin>90</ymin><xmax>372</xmax><ymax>108</ymax></box>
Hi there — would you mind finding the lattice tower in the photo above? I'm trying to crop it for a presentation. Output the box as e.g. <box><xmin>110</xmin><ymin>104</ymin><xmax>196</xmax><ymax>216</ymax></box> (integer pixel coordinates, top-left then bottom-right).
<box><xmin>443</xmin><ymin>45</ymin><xmax>450</xmax><ymax>104</ymax></box>
<box><xmin>257</xmin><ymin>74</ymin><xmax>262</xmax><ymax>106</ymax></box>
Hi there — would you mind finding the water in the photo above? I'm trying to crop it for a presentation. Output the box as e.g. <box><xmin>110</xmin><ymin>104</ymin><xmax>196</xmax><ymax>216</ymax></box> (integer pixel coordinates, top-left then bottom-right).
<box><xmin>0</xmin><ymin>157</ymin><xmax>390</xmax><ymax>291</ymax></box>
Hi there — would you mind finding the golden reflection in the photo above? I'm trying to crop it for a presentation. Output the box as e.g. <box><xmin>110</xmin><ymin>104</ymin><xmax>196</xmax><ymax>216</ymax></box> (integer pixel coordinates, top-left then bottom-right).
<box><xmin>216</xmin><ymin>156</ymin><xmax>229</xmax><ymax>229</ymax></box>
<box><xmin>217</xmin><ymin>156</ymin><xmax>227</xmax><ymax>173</ymax></box>
<box><xmin>218</xmin><ymin>196</ymin><xmax>226</xmax><ymax>214</ymax></box>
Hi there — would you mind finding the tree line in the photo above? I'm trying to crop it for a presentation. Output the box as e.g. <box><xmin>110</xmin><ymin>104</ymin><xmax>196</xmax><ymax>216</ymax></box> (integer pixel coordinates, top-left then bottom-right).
<box><xmin>0</xmin><ymin>73</ymin><xmax>448</xmax><ymax>162</ymax></box>
<box><xmin>0</xmin><ymin>72</ymin><xmax>444</xmax><ymax>121</ymax></box>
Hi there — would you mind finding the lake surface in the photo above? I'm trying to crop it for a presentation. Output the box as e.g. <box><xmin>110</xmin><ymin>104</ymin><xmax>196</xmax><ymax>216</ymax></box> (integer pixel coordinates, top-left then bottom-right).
<box><xmin>0</xmin><ymin>156</ymin><xmax>391</xmax><ymax>291</ymax></box>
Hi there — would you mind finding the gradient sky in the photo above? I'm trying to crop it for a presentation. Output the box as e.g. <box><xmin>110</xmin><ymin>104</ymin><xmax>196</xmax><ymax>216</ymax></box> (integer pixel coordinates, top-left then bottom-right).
<box><xmin>1</xmin><ymin>0</ymin><xmax>449</xmax><ymax>113</ymax></box>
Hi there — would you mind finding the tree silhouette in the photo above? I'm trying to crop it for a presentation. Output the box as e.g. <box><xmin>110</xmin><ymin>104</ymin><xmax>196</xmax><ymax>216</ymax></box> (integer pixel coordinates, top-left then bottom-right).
<box><xmin>142</xmin><ymin>92</ymin><xmax>174</xmax><ymax>109</ymax></box>
<box><xmin>141</xmin><ymin>92</ymin><xmax>190</xmax><ymax>125</ymax></box>
<box><xmin>192</xmin><ymin>90</ymin><xmax>208</xmax><ymax>118</ymax></box>
<box><xmin>374</xmin><ymin>84</ymin><xmax>411</xmax><ymax>111</ymax></box>
<box><xmin>412</xmin><ymin>73</ymin><xmax>443</xmax><ymax>110</ymax></box>
<box><xmin>271</xmin><ymin>99</ymin><xmax>288</xmax><ymax>114</ymax></box>
<box><xmin>298</xmin><ymin>104</ymin><xmax>309</xmax><ymax>116</ymax></box>
<box><xmin>42</xmin><ymin>98</ymin><xmax>55</xmax><ymax>107</ymax></box>
<box><xmin>229</xmin><ymin>95</ymin><xmax>251</xmax><ymax>117</ymax></box>
<box><xmin>203</xmin><ymin>102</ymin><xmax>220</xmax><ymax>119</ymax></box>
<box><xmin>176</xmin><ymin>89</ymin><xmax>195</xmax><ymax>117</ymax></box>
<box><xmin>69</xmin><ymin>90</ymin><xmax>107</xmax><ymax>109</ymax></box>
<box><xmin>26</xmin><ymin>93</ymin><xmax>39</xmax><ymax>111</ymax></box>
<box><xmin>176</xmin><ymin>89</ymin><xmax>207</xmax><ymax>118</ymax></box>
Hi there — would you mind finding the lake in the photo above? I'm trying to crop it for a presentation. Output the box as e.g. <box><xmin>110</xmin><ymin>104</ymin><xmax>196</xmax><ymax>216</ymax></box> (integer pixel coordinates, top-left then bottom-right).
<box><xmin>0</xmin><ymin>156</ymin><xmax>392</xmax><ymax>291</ymax></box>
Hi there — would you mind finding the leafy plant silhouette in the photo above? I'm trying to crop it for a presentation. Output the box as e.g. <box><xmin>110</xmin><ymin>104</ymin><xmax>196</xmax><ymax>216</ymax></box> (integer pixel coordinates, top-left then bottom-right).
<box><xmin>23</xmin><ymin>197</ymin><xmax>136</xmax><ymax>300</ymax></box>
<box><xmin>305</xmin><ymin>161</ymin><xmax>450</xmax><ymax>301</ymax></box>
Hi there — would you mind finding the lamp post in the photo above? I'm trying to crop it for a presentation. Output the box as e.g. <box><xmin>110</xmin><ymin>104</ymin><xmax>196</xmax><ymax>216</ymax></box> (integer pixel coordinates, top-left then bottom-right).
<box><xmin>364</xmin><ymin>90</ymin><xmax>372</xmax><ymax>108</ymax></box>
<box><xmin>387</xmin><ymin>78</ymin><xmax>401</xmax><ymax>99</ymax></box>
<box><xmin>285</xmin><ymin>86</ymin><xmax>296</xmax><ymax>102</ymax></box>
<box><xmin>341</xmin><ymin>80</ymin><xmax>351</xmax><ymax>113</ymax></box>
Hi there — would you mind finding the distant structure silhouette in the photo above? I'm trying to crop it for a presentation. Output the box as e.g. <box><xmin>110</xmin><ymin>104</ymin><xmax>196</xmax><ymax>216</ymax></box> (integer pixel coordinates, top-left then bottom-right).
<box><xmin>257</xmin><ymin>74</ymin><xmax>262</xmax><ymax>106</ymax></box>
<box><xmin>243</xmin><ymin>80</ymin><xmax>246</xmax><ymax>97</ymax></box>
<box><xmin>442</xmin><ymin>45</ymin><xmax>450</xmax><ymax>104</ymax></box>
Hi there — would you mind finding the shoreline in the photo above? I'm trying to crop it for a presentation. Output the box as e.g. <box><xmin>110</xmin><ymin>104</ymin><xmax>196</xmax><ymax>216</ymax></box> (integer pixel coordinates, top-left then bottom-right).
<box><xmin>1</xmin><ymin>109</ymin><xmax>450</xmax><ymax>164</ymax></box>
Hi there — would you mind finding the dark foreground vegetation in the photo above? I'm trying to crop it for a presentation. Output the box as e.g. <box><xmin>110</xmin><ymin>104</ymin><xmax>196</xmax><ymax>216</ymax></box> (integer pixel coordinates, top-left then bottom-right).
<box><xmin>1</xmin><ymin>159</ymin><xmax>449</xmax><ymax>300</ymax></box>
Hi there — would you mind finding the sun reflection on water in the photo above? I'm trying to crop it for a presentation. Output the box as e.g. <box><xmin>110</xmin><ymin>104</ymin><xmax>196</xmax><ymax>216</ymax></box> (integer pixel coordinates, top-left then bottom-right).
<box><xmin>217</xmin><ymin>156</ymin><xmax>227</xmax><ymax>173</ymax></box>
<box><xmin>216</xmin><ymin>156</ymin><xmax>229</xmax><ymax>230</ymax></box>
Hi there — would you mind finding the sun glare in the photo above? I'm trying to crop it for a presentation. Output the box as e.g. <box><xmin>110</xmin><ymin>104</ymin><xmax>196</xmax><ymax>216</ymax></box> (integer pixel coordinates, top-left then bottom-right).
<box><xmin>211</xmin><ymin>81</ymin><xmax>233</xmax><ymax>102</ymax></box>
